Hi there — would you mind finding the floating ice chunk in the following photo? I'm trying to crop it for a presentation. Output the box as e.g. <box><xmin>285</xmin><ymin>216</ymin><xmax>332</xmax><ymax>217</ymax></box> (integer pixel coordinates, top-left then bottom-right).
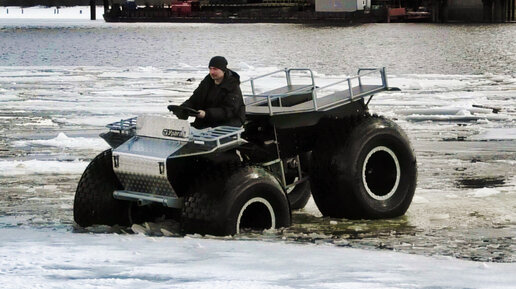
<box><xmin>405</xmin><ymin>114</ymin><xmax>506</xmax><ymax>122</ymax></box>
<box><xmin>237</xmin><ymin>62</ymin><xmax>254</xmax><ymax>70</ymax></box>
<box><xmin>496</xmin><ymin>214</ymin><xmax>516</xmax><ymax>223</ymax></box>
<box><xmin>412</xmin><ymin>196</ymin><xmax>429</xmax><ymax>204</ymax></box>
<box><xmin>429</xmin><ymin>214</ymin><xmax>450</xmax><ymax>220</ymax></box>
<box><xmin>175</xmin><ymin>63</ymin><xmax>196</xmax><ymax>69</ymax></box>
<box><xmin>467</xmin><ymin>188</ymin><xmax>501</xmax><ymax>198</ymax></box>
<box><xmin>486</xmin><ymin>74</ymin><xmax>507</xmax><ymax>83</ymax></box>
<box><xmin>396</xmin><ymin>106</ymin><xmax>493</xmax><ymax>116</ymax></box>
<box><xmin>0</xmin><ymin>94</ymin><xmax>19</xmax><ymax>101</ymax></box>
<box><xmin>53</xmin><ymin>116</ymin><xmax>129</xmax><ymax>126</ymax></box>
<box><xmin>476</xmin><ymin>118</ymin><xmax>489</xmax><ymax>124</ymax></box>
<box><xmin>0</xmin><ymin>160</ymin><xmax>87</xmax><ymax>176</ymax></box>
<box><xmin>404</xmin><ymin>81</ymin><xmax>423</xmax><ymax>90</ymax></box>
<box><xmin>131</xmin><ymin>224</ymin><xmax>149</xmax><ymax>235</ymax></box>
<box><xmin>20</xmin><ymin>118</ymin><xmax>56</xmax><ymax>126</ymax></box>
<box><xmin>470</xmin><ymin>128</ymin><xmax>516</xmax><ymax>141</ymax></box>
<box><xmin>455</xmin><ymin>109</ymin><xmax>471</xmax><ymax>116</ymax></box>
<box><xmin>13</xmin><ymin>133</ymin><xmax>109</xmax><ymax>150</ymax></box>
<box><xmin>0</xmin><ymin>215</ymin><xmax>34</xmax><ymax>227</ymax></box>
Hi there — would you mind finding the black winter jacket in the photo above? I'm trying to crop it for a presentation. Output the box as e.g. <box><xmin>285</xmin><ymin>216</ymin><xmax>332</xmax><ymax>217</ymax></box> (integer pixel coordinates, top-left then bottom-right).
<box><xmin>180</xmin><ymin>69</ymin><xmax>245</xmax><ymax>129</ymax></box>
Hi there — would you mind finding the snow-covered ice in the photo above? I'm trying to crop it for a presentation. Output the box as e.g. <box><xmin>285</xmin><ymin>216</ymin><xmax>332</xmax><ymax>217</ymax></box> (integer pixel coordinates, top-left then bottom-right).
<box><xmin>1</xmin><ymin>227</ymin><xmax>516</xmax><ymax>289</ymax></box>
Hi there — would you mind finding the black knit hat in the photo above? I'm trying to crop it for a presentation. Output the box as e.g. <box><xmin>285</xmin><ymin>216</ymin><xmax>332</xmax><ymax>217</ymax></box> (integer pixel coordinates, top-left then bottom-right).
<box><xmin>208</xmin><ymin>56</ymin><xmax>228</xmax><ymax>71</ymax></box>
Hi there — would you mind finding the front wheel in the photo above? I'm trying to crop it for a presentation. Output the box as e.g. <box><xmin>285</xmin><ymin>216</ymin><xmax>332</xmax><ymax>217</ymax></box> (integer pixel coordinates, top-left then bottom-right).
<box><xmin>310</xmin><ymin>116</ymin><xmax>417</xmax><ymax>219</ymax></box>
<box><xmin>73</xmin><ymin>150</ymin><xmax>131</xmax><ymax>227</ymax></box>
<box><xmin>181</xmin><ymin>166</ymin><xmax>291</xmax><ymax>236</ymax></box>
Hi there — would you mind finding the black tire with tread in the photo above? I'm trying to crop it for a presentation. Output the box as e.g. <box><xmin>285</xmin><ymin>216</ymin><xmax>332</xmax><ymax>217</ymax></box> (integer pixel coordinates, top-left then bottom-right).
<box><xmin>181</xmin><ymin>166</ymin><xmax>291</xmax><ymax>236</ymax></box>
<box><xmin>73</xmin><ymin>149</ymin><xmax>131</xmax><ymax>227</ymax></box>
<box><xmin>310</xmin><ymin>115</ymin><xmax>417</xmax><ymax>219</ymax></box>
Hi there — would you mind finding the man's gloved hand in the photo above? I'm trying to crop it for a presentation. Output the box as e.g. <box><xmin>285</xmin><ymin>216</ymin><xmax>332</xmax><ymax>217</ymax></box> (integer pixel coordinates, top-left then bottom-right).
<box><xmin>175</xmin><ymin>110</ymin><xmax>189</xmax><ymax>120</ymax></box>
<box><xmin>168</xmin><ymin>105</ymin><xmax>198</xmax><ymax>120</ymax></box>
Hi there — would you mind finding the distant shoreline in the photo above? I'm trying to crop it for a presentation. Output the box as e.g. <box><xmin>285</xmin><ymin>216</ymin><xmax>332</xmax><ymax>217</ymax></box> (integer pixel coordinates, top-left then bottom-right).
<box><xmin>0</xmin><ymin>6</ymin><xmax>103</xmax><ymax>19</ymax></box>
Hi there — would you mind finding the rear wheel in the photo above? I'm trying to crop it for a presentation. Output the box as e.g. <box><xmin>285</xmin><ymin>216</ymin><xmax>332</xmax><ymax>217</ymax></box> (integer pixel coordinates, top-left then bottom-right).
<box><xmin>73</xmin><ymin>150</ymin><xmax>131</xmax><ymax>227</ymax></box>
<box><xmin>310</xmin><ymin>116</ymin><xmax>417</xmax><ymax>219</ymax></box>
<box><xmin>181</xmin><ymin>166</ymin><xmax>291</xmax><ymax>236</ymax></box>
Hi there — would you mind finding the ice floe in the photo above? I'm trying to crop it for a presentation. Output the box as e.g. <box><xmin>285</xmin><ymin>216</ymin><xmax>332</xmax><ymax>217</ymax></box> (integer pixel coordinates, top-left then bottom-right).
<box><xmin>0</xmin><ymin>159</ymin><xmax>88</xmax><ymax>176</ymax></box>
<box><xmin>470</xmin><ymin>128</ymin><xmax>516</xmax><ymax>141</ymax></box>
<box><xmin>13</xmin><ymin>132</ymin><xmax>108</xmax><ymax>150</ymax></box>
<box><xmin>467</xmin><ymin>188</ymin><xmax>501</xmax><ymax>198</ymax></box>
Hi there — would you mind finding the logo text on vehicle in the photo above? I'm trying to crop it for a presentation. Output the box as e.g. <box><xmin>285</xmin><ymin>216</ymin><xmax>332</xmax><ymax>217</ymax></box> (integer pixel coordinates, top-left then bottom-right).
<box><xmin>162</xmin><ymin>128</ymin><xmax>186</xmax><ymax>138</ymax></box>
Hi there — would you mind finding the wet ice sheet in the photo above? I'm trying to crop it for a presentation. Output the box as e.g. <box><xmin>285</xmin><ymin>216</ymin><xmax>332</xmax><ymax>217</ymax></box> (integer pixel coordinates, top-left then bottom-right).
<box><xmin>1</xmin><ymin>227</ymin><xmax>516</xmax><ymax>289</ymax></box>
<box><xmin>0</xmin><ymin>66</ymin><xmax>515</xmax><ymax>263</ymax></box>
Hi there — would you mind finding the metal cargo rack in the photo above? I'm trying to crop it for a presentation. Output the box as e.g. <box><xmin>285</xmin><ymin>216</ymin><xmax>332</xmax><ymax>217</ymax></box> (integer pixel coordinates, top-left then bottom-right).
<box><xmin>106</xmin><ymin>117</ymin><xmax>245</xmax><ymax>151</ymax></box>
<box><xmin>190</xmin><ymin>126</ymin><xmax>245</xmax><ymax>147</ymax></box>
<box><xmin>242</xmin><ymin>67</ymin><xmax>389</xmax><ymax>116</ymax></box>
<box><xmin>106</xmin><ymin>117</ymin><xmax>137</xmax><ymax>134</ymax></box>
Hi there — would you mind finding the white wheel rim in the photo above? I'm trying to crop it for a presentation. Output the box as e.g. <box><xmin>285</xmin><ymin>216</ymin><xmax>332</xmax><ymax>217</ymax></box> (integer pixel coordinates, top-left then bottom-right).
<box><xmin>236</xmin><ymin>197</ymin><xmax>276</xmax><ymax>235</ymax></box>
<box><xmin>362</xmin><ymin>146</ymin><xmax>401</xmax><ymax>201</ymax></box>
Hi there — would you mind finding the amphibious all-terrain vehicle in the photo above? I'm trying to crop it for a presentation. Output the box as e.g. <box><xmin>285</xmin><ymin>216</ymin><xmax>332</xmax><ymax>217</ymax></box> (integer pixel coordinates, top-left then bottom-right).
<box><xmin>74</xmin><ymin>68</ymin><xmax>417</xmax><ymax>236</ymax></box>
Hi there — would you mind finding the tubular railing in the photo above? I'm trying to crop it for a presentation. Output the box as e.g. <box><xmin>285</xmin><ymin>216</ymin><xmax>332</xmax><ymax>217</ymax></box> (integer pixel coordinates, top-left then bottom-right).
<box><xmin>243</xmin><ymin>67</ymin><xmax>387</xmax><ymax>115</ymax></box>
<box><xmin>241</xmin><ymin>68</ymin><xmax>315</xmax><ymax>96</ymax></box>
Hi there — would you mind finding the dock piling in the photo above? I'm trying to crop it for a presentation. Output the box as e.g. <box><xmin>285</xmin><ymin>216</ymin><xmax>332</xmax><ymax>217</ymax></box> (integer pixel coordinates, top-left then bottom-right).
<box><xmin>90</xmin><ymin>0</ymin><xmax>96</xmax><ymax>20</ymax></box>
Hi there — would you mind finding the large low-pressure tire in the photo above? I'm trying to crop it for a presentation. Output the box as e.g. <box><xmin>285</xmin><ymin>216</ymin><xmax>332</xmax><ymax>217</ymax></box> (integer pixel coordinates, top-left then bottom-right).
<box><xmin>181</xmin><ymin>166</ymin><xmax>291</xmax><ymax>236</ymax></box>
<box><xmin>73</xmin><ymin>149</ymin><xmax>131</xmax><ymax>227</ymax></box>
<box><xmin>310</xmin><ymin>116</ymin><xmax>417</xmax><ymax>219</ymax></box>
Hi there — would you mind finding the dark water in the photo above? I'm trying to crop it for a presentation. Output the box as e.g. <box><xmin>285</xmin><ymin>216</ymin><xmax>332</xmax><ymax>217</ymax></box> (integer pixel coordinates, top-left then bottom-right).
<box><xmin>0</xmin><ymin>20</ymin><xmax>515</xmax><ymax>75</ymax></box>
